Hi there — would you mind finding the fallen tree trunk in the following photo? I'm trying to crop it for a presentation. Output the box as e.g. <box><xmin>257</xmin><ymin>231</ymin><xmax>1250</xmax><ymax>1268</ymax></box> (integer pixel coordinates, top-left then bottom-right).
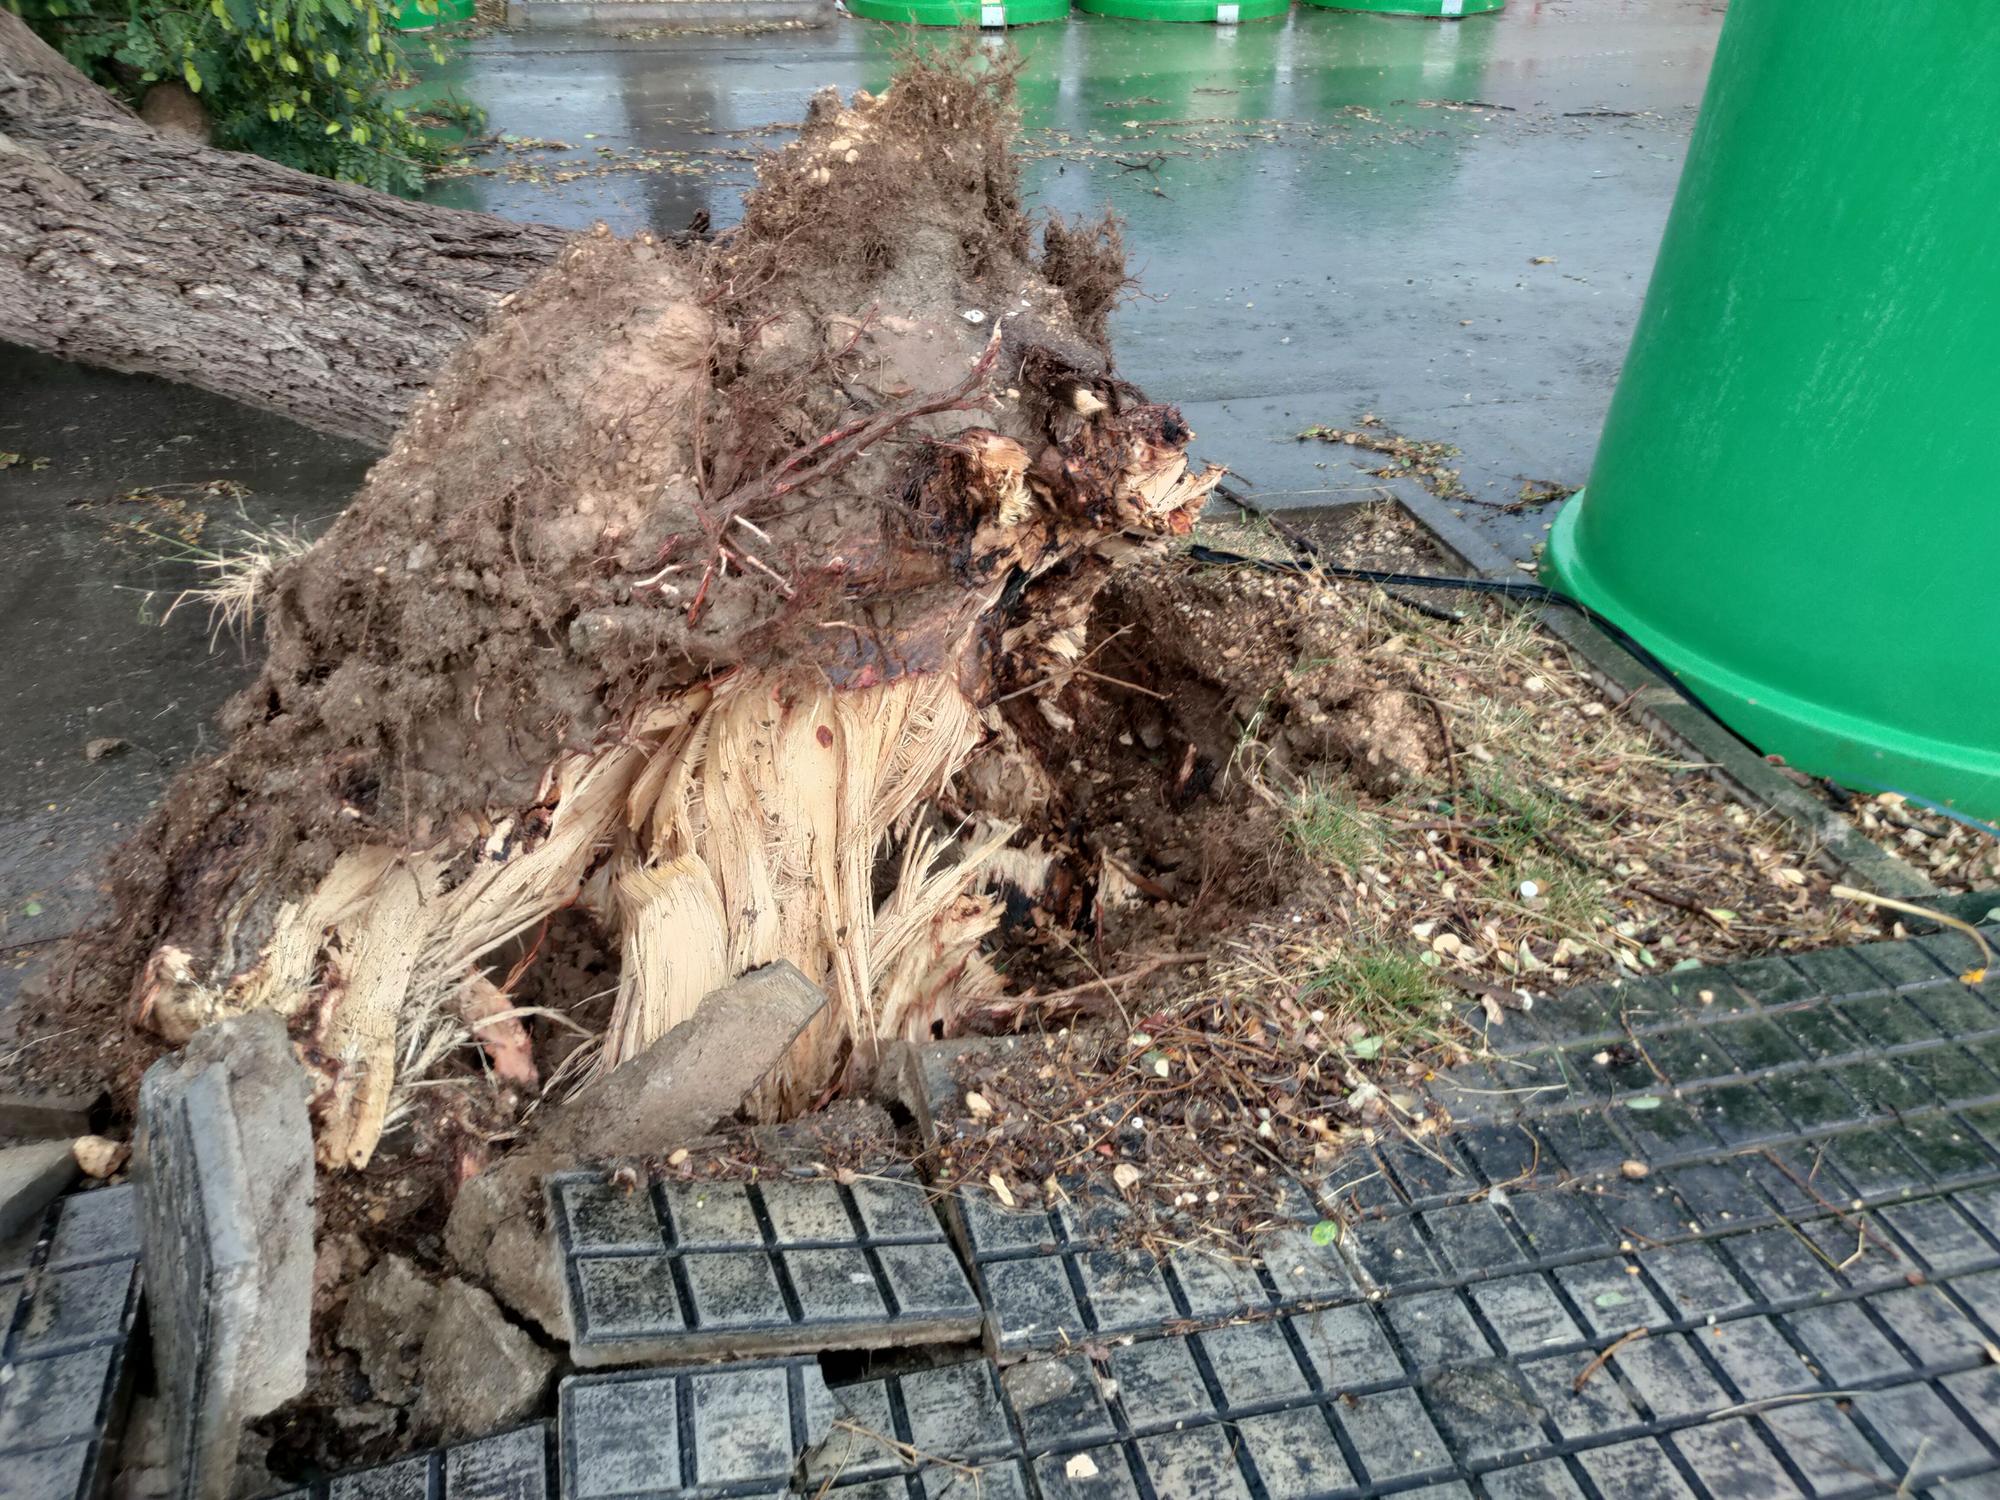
<box><xmin>0</xmin><ymin>10</ymin><xmax>567</xmax><ymax>445</ymax></box>
<box><xmin>73</xmin><ymin>51</ymin><xmax>1216</xmax><ymax>1172</ymax></box>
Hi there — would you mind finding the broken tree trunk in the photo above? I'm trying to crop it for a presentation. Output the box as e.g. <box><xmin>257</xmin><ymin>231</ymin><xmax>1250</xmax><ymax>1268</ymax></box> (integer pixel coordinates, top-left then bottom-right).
<box><xmin>0</xmin><ymin>10</ymin><xmax>568</xmax><ymax>445</ymax></box>
<box><xmin>81</xmin><ymin>52</ymin><xmax>1217</xmax><ymax>1172</ymax></box>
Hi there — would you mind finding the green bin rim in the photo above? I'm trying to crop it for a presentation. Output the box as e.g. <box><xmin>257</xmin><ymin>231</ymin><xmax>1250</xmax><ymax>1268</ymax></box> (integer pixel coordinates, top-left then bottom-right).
<box><xmin>1075</xmin><ymin>0</ymin><xmax>1288</xmax><ymax>21</ymax></box>
<box><xmin>391</xmin><ymin>0</ymin><xmax>474</xmax><ymax>28</ymax></box>
<box><xmin>1543</xmin><ymin>497</ymin><xmax>2000</xmax><ymax>817</ymax></box>
<box><xmin>843</xmin><ymin>0</ymin><xmax>1069</xmax><ymax>22</ymax></box>
<box><xmin>1298</xmin><ymin>0</ymin><xmax>1502</xmax><ymax>14</ymax></box>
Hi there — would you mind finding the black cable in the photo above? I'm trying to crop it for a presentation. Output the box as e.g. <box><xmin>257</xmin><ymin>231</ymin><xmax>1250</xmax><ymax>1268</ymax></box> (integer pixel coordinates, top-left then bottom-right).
<box><xmin>1184</xmin><ymin>542</ymin><xmax>1733</xmax><ymax>731</ymax></box>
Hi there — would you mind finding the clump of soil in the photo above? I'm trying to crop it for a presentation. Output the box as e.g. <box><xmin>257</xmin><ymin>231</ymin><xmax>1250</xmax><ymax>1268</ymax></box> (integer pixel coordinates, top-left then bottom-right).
<box><xmin>1833</xmin><ymin>791</ymin><xmax>2000</xmax><ymax>894</ymax></box>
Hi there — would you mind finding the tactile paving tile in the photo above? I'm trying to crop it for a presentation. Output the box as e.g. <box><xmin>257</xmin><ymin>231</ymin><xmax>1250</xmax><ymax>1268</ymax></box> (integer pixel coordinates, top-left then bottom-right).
<box><xmin>805</xmin><ymin>1356</ymin><xmax>1022</xmax><ymax>1495</ymax></box>
<box><xmin>560</xmin><ymin>1355</ymin><xmax>845</xmax><ymax>1497</ymax></box>
<box><xmin>550</xmin><ymin>1172</ymin><xmax>982</xmax><ymax>1365</ymax></box>
<box><xmin>950</xmin><ymin>1177</ymin><xmax>1357</xmax><ymax>1356</ymax></box>
<box><xmin>0</xmin><ymin>1185</ymin><xmax>144</xmax><ymax>1500</ymax></box>
<box><xmin>269</xmin><ymin>1423</ymin><xmax>554</xmax><ymax>1499</ymax></box>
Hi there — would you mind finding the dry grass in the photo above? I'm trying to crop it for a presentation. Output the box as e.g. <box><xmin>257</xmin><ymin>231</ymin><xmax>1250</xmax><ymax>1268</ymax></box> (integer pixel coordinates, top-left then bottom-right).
<box><xmin>162</xmin><ymin>519</ymin><xmax>314</xmax><ymax>647</ymax></box>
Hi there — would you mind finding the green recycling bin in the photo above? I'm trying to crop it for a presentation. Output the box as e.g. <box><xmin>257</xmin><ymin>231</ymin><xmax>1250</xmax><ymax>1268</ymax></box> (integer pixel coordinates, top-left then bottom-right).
<box><xmin>844</xmin><ymin>0</ymin><xmax>1067</xmax><ymax>23</ymax></box>
<box><xmin>1075</xmin><ymin>0</ymin><xmax>1287</xmax><ymax>25</ymax></box>
<box><xmin>391</xmin><ymin>0</ymin><xmax>473</xmax><ymax>28</ymax></box>
<box><xmin>1542</xmin><ymin>1</ymin><xmax>2000</xmax><ymax>821</ymax></box>
<box><xmin>1300</xmin><ymin>0</ymin><xmax>1501</xmax><ymax>17</ymax></box>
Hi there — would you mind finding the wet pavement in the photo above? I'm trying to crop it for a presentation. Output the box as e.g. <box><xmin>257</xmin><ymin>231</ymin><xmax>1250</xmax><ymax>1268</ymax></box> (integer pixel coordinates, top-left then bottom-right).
<box><xmin>28</xmin><ymin>929</ymin><xmax>2000</xmax><ymax>1498</ymax></box>
<box><xmin>0</xmin><ymin>0</ymin><xmax>1721</xmax><ymax>971</ymax></box>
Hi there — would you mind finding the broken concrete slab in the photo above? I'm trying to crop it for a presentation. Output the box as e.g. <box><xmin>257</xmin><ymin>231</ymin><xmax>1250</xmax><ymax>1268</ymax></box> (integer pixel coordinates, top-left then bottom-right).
<box><xmin>445</xmin><ymin>962</ymin><xmax>827</xmax><ymax>1338</ymax></box>
<box><xmin>550</xmin><ymin>1170</ymin><xmax>980</xmax><ymax>1366</ymax></box>
<box><xmin>442</xmin><ymin>1164</ymin><xmax>572</xmax><ymax>1343</ymax></box>
<box><xmin>336</xmin><ymin>1254</ymin><xmax>438</xmax><ymax>1405</ymax></box>
<box><xmin>133</xmin><ymin>1009</ymin><xmax>315</xmax><ymax>1499</ymax></box>
<box><xmin>0</xmin><ymin>1088</ymin><xmax>96</xmax><ymax>1142</ymax></box>
<box><xmin>536</xmin><ymin>960</ymin><xmax>828</xmax><ymax>1161</ymax></box>
<box><xmin>0</xmin><ymin>1137</ymin><xmax>78</xmax><ymax>1240</ymax></box>
<box><xmin>411</xmin><ymin>1278</ymin><xmax>558</xmax><ymax>1444</ymax></box>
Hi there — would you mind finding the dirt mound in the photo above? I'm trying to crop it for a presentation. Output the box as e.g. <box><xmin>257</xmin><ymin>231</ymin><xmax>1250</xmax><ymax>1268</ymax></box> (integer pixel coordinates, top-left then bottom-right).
<box><xmin>37</xmin><ymin>45</ymin><xmax>1223</xmax><ymax>1171</ymax></box>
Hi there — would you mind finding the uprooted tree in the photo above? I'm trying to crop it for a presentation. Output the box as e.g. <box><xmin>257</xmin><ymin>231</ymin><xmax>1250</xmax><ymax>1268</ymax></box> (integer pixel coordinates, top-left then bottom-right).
<box><xmin>49</xmin><ymin>47</ymin><xmax>1227</xmax><ymax>1173</ymax></box>
<box><xmin>0</xmin><ymin>8</ymin><xmax>566</xmax><ymax>444</ymax></box>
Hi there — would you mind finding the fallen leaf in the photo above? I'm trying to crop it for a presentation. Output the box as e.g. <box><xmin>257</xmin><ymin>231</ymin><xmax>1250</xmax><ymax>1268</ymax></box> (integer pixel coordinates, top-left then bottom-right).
<box><xmin>667</xmin><ymin>1147</ymin><xmax>689</xmax><ymax>1167</ymax></box>
<box><xmin>1620</xmin><ymin>1160</ymin><xmax>1650</xmax><ymax>1181</ymax></box>
<box><xmin>965</xmin><ymin>1090</ymin><xmax>993</xmax><ymax>1119</ymax></box>
<box><xmin>1529</xmin><ymin>255</ymin><xmax>1556</xmax><ymax>265</ymax></box>
<box><xmin>988</xmin><ymin>1172</ymin><xmax>1016</xmax><ymax>1208</ymax></box>
<box><xmin>1112</xmin><ymin>1163</ymin><xmax>1143</xmax><ymax>1193</ymax></box>
<box><xmin>1309</xmin><ymin>1219</ymin><xmax>1340</xmax><ymax>1247</ymax></box>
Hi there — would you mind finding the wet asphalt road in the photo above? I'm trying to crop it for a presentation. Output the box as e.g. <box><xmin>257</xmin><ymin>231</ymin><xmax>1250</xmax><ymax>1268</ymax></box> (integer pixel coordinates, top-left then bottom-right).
<box><xmin>0</xmin><ymin>0</ymin><xmax>1721</xmax><ymax>993</ymax></box>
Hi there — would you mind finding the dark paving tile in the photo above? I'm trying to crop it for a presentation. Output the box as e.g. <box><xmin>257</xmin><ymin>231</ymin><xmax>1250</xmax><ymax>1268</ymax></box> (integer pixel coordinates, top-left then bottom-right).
<box><xmin>1553</xmin><ymin>1259</ymin><xmax>1665</xmax><ymax>1336</ymax></box>
<box><xmin>1384</xmin><ymin>1291</ymin><xmax>1493</xmax><ymax>1372</ymax></box>
<box><xmin>1785</xmin><ymin>1301</ymin><xmax>1913</xmax><ymax>1386</ymax></box>
<box><xmin>1883</xmin><ymin>1197</ymin><xmax>1998</xmax><ymax>1276</ymax></box>
<box><xmin>1454</xmin><ymin>1124</ymin><xmax>1547</xmax><ymax>1186</ymax></box>
<box><xmin>1838</xmin><ymin>993</ymin><xmax>1947</xmax><ymax>1049</ymax></box>
<box><xmin>1481</xmin><ymin>1459</ymin><xmax>1588</xmax><ymax>1499</ymax></box>
<box><xmin>1615</xmin><ymin>1098</ymin><xmax>1723</xmax><ymax>1161</ymax></box>
<box><xmin>1233</xmin><ymin>1406</ymin><xmax>1354</xmax><ymax>1499</ymax></box>
<box><xmin>1701</xmin><ymin>1316</ymin><xmax>1820</xmax><ymax>1400</ymax></box>
<box><xmin>1575</xmin><ymin>1437</ymin><xmax>1700</xmax><ymax>1499</ymax></box>
<box><xmin>1660</xmin><ymin>1158</ymin><xmax>1778</xmax><ymax>1233</ymax></box>
<box><xmin>1643</xmin><ymin>1241</ymin><xmax>1757</xmax><ymax>1323</ymax></box>
<box><xmin>1757</xmin><ymin>1400</ymin><xmax>1895</xmax><ymax>1498</ymax></box>
<box><xmin>1536</xmin><ymin>1110</ymin><xmax>1635</xmax><ymax>1175</ymax></box>
<box><xmin>1342</xmin><ymin>1213</ymin><xmax>1444</xmax><ymax>1292</ymax></box>
<box><xmin>554</xmin><ymin>1171</ymin><xmax>980</xmax><ymax>1364</ymax></box>
<box><xmin>1696</xmin><ymin>1081</ymin><xmax>1800</xmax><ymax>1148</ymax></box>
<box><xmin>1669</xmin><ymin>1416</ymin><xmax>1806</xmax><ymax>1498</ymax></box>
<box><xmin>1850</xmin><ymin>1382</ymin><xmax>1996</xmax><ymax>1482</ymax></box>
<box><xmin>1422</xmin><ymin>1362</ymin><xmax>1549</xmax><ymax>1468</ymax></box>
<box><xmin>1330</xmin><ymin>1385</ymin><xmax>1451</xmax><ymax>1488</ymax></box>
<box><xmin>1107</xmin><ymin>1336</ymin><xmax>1215</xmax><ymax>1430</ymax></box>
<box><xmin>1763</xmin><ymin>1069</ymin><xmax>1870</xmax><ymax>1133</ymax></box>
<box><xmin>1472</xmin><ymin>1275</ymin><xmax>1585</xmax><ymax>1355</ymax></box>
<box><xmin>1726</xmin><ymin>1227</ymin><xmax>1846</xmax><ymax>1305</ymax></box>
<box><xmin>1130</xmin><ymin>1425</ymin><xmax>1251</xmax><ymax>1500</ymax></box>
<box><xmin>1289</xmin><ymin>1303</ymin><xmax>1406</xmax><ymax>1390</ymax></box>
<box><xmin>1422</xmin><ymin>1201</ymin><xmax>1529</xmax><ymax>1279</ymax></box>
<box><xmin>1869</xmin><ymin>1285</ymin><xmax>1993</xmax><ymax>1371</ymax></box>
<box><xmin>1614</xmin><ymin>1331</ymin><xmax>1733</xmax><ymax>1420</ymax></box>
<box><xmin>1774</xmin><ymin>1002</ymin><xmax>1871</xmax><ymax>1065</ymax></box>
<box><xmin>1898</xmin><ymin>1045</ymin><xmax>2000</xmax><ymax>1110</ymax></box>
<box><xmin>1517</xmin><ymin>1353</ymin><xmax>1643</xmax><ymax>1444</ymax></box>
<box><xmin>1849</xmin><ymin>940</ymin><xmax>1957</xmax><ymax>992</ymax></box>
<box><xmin>1505</xmin><ymin>1187</ymin><xmax>1624</xmax><ymax>1261</ymax></box>
<box><xmin>1198</xmin><ymin>1319</ymin><xmax>1313</xmax><ymax>1410</ymax></box>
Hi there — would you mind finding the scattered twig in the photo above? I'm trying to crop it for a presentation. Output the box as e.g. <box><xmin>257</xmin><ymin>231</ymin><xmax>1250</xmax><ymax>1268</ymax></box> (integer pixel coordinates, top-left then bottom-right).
<box><xmin>1573</xmin><ymin>1326</ymin><xmax>1648</xmax><ymax>1393</ymax></box>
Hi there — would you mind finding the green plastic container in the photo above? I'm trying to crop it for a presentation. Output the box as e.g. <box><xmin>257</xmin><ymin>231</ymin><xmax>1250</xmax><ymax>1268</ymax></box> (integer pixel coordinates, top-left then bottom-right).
<box><xmin>1300</xmin><ymin>0</ymin><xmax>1501</xmax><ymax>17</ymax></box>
<box><xmin>844</xmin><ymin>0</ymin><xmax>1067</xmax><ymax>23</ymax></box>
<box><xmin>391</xmin><ymin>0</ymin><xmax>473</xmax><ymax>28</ymax></box>
<box><xmin>1075</xmin><ymin>0</ymin><xmax>1286</xmax><ymax>24</ymax></box>
<box><xmin>1543</xmin><ymin>2</ymin><xmax>2000</xmax><ymax>820</ymax></box>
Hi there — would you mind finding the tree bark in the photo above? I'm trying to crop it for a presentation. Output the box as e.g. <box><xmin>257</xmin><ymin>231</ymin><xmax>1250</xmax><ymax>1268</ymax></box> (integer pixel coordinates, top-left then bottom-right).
<box><xmin>0</xmin><ymin>10</ymin><xmax>569</xmax><ymax>446</ymax></box>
